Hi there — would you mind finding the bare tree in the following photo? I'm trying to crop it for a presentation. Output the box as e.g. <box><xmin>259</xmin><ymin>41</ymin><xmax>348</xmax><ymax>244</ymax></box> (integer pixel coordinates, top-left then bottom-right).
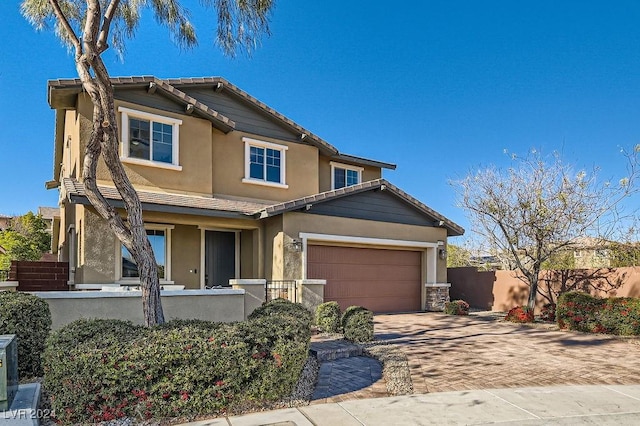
<box><xmin>21</xmin><ymin>0</ymin><xmax>275</xmax><ymax>326</ymax></box>
<box><xmin>454</xmin><ymin>148</ymin><xmax>639</xmax><ymax>311</ymax></box>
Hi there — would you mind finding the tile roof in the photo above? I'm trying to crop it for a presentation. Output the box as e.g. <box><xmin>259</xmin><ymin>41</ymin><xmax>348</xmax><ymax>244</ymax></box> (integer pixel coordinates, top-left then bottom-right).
<box><xmin>37</xmin><ymin>206</ymin><xmax>60</xmax><ymax>219</ymax></box>
<box><xmin>62</xmin><ymin>178</ymin><xmax>269</xmax><ymax>217</ymax></box>
<box><xmin>257</xmin><ymin>178</ymin><xmax>465</xmax><ymax>236</ymax></box>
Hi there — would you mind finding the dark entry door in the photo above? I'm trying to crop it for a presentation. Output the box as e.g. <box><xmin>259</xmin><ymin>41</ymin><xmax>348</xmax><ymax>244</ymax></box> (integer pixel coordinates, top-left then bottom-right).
<box><xmin>205</xmin><ymin>231</ymin><xmax>236</xmax><ymax>288</ymax></box>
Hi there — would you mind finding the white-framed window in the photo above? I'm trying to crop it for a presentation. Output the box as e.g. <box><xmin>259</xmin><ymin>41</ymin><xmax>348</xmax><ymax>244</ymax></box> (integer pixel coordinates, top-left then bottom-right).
<box><xmin>242</xmin><ymin>137</ymin><xmax>289</xmax><ymax>189</ymax></box>
<box><xmin>330</xmin><ymin>161</ymin><xmax>363</xmax><ymax>189</ymax></box>
<box><xmin>117</xmin><ymin>224</ymin><xmax>174</xmax><ymax>283</ymax></box>
<box><xmin>118</xmin><ymin>107</ymin><xmax>182</xmax><ymax>171</ymax></box>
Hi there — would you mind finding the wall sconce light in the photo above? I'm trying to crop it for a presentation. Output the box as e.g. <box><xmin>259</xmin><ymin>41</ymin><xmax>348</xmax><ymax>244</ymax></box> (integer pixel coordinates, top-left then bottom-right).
<box><xmin>290</xmin><ymin>238</ymin><xmax>303</xmax><ymax>252</ymax></box>
<box><xmin>439</xmin><ymin>248</ymin><xmax>447</xmax><ymax>260</ymax></box>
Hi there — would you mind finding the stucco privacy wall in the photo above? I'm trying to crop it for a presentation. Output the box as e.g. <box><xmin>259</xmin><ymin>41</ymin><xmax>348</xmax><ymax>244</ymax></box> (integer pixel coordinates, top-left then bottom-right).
<box><xmin>449</xmin><ymin>266</ymin><xmax>640</xmax><ymax>312</ymax></box>
<box><xmin>33</xmin><ymin>290</ymin><xmax>245</xmax><ymax>329</ymax></box>
<box><xmin>280</xmin><ymin>212</ymin><xmax>449</xmax><ymax>282</ymax></box>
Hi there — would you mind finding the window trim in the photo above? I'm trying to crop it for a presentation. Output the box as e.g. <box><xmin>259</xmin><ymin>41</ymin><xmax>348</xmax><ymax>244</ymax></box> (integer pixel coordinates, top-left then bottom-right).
<box><xmin>118</xmin><ymin>106</ymin><xmax>183</xmax><ymax>171</ymax></box>
<box><xmin>116</xmin><ymin>224</ymin><xmax>175</xmax><ymax>284</ymax></box>
<box><xmin>242</xmin><ymin>137</ymin><xmax>289</xmax><ymax>189</ymax></box>
<box><xmin>330</xmin><ymin>161</ymin><xmax>363</xmax><ymax>190</ymax></box>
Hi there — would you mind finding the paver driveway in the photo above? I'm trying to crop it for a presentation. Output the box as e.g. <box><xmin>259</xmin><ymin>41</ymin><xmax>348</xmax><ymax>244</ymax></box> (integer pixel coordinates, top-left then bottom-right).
<box><xmin>374</xmin><ymin>312</ymin><xmax>640</xmax><ymax>394</ymax></box>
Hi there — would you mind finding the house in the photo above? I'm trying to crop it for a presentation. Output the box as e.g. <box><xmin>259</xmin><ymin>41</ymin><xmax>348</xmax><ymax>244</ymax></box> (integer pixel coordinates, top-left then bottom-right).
<box><xmin>0</xmin><ymin>214</ymin><xmax>10</xmax><ymax>231</ymax></box>
<box><xmin>46</xmin><ymin>76</ymin><xmax>463</xmax><ymax>313</ymax></box>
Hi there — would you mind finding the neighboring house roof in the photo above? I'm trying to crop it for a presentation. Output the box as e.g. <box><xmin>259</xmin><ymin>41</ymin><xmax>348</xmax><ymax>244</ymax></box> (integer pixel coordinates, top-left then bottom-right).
<box><xmin>257</xmin><ymin>178</ymin><xmax>464</xmax><ymax>236</ymax></box>
<box><xmin>38</xmin><ymin>206</ymin><xmax>60</xmax><ymax>220</ymax></box>
<box><xmin>47</xmin><ymin>76</ymin><xmax>395</xmax><ymax>187</ymax></box>
<box><xmin>62</xmin><ymin>178</ymin><xmax>271</xmax><ymax>219</ymax></box>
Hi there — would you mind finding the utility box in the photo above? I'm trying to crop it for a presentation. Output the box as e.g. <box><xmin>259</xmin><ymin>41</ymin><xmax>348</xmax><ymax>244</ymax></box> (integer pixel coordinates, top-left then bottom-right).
<box><xmin>0</xmin><ymin>335</ymin><xmax>18</xmax><ymax>411</ymax></box>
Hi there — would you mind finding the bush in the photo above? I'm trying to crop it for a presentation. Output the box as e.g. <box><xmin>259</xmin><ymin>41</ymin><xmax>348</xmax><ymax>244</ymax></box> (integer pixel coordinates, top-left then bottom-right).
<box><xmin>556</xmin><ymin>291</ymin><xmax>604</xmax><ymax>332</ymax></box>
<box><xmin>504</xmin><ymin>306</ymin><xmax>534</xmax><ymax>323</ymax></box>
<box><xmin>540</xmin><ymin>303</ymin><xmax>556</xmax><ymax>322</ymax></box>
<box><xmin>249</xmin><ymin>298</ymin><xmax>313</xmax><ymax>325</ymax></box>
<box><xmin>341</xmin><ymin>306</ymin><xmax>374</xmax><ymax>343</ymax></box>
<box><xmin>315</xmin><ymin>302</ymin><xmax>341</xmax><ymax>333</ymax></box>
<box><xmin>443</xmin><ymin>300</ymin><xmax>470</xmax><ymax>315</ymax></box>
<box><xmin>0</xmin><ymin>292</ymin><xmax>51</xmax><ymax>377</ymax></box>
<box><xmin>44</xmin><ymin>302</ymin><xmax>311</xmax><ymax>424</ymax></box>
<box><xmin>556</xmin><ymin>292</ymin><xmax>640</xmax><ymax>335</ymax></box>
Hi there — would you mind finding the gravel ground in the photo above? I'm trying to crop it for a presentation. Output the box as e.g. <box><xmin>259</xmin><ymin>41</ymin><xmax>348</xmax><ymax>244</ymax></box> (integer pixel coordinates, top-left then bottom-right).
<box><xmin>362</xmin><ymin>342</ymin><xmax>413</xmax><ymax>395</ymax></box>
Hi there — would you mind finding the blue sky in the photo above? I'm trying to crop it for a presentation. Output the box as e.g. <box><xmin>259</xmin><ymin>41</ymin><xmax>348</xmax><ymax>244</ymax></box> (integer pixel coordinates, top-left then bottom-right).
<box><xmin>1</xmin><ymin>1</ymin><xmax>639</xmax><ymax>241</ymax></box>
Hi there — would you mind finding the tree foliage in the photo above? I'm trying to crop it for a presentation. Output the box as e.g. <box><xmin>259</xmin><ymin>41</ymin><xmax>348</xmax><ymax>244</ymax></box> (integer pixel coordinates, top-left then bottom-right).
<box><xmin>0</xmin><ymin>212</ymin><xmax>51</xmax><ymax>270</ymax></box>
<box><xmin>21</xmin><ymin>0</ymin><xmax>275</xmax><ymax>326</ymax></box>
<box><xmin>454</xmin><ymin>148</ymin><xmax>639</xmax><ymax>310</ymax></box>
<box><xmin>446</xmin><ymin>244</ymin><xmax>472</xmax><ymax>268</ymax></box>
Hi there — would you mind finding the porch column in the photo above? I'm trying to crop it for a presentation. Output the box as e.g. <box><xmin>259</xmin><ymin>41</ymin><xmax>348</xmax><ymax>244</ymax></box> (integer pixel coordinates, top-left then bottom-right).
<box><xmin>424</xmin><ymin>283</ymin><xmax>451</xmax><ymax>311</ymax></box>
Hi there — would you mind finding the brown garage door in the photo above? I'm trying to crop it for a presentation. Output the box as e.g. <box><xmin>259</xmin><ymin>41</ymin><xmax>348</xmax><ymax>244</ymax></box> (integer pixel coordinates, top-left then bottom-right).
<box><xmin>307</xmin><ymin>245</ymin><xmax>422</xmax><ymax>313</ymax></box>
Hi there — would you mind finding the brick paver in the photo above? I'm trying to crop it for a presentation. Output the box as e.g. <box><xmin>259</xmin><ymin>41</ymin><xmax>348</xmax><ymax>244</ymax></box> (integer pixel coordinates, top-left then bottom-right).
<box><xmin>374</xmin><ymin>312</ymin><xmax>640</xmax><ymax>394</ymax></box>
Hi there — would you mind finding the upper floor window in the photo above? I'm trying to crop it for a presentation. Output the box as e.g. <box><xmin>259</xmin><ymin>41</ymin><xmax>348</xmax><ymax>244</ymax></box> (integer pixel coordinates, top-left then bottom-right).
<box><xmin>242</xmin><ymin>137</ymin><xmax>289</xmax><ymax>189</ymax></box>
<box><xmin>331</xmin><ymin>162</ymin><xmax>363</xmax><ymax>189</ymax></box>
<box><xmin>118</xmin><ymin>107</ymin><xmax>182</xmax><ymax>171</ymax></box>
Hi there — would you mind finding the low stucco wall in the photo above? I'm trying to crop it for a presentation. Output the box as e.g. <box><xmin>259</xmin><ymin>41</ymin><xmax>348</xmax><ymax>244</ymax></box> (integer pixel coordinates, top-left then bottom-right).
<box><xmin>31</xmin><ymin>289</ymin><xmax>246</xmax><ymax>329</ymax></box>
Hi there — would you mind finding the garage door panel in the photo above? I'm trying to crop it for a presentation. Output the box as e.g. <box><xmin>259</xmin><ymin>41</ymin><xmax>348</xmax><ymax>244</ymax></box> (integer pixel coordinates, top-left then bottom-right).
<box><xmin>308</xmin><ymin>245</ymin><xmax>422</xmax><ymax>313</ymax></box>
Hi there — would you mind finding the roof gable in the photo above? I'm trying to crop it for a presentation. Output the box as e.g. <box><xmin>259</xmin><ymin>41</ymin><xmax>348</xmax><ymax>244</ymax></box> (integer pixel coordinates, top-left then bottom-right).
<box><xmin>258</xmin><ymin>179</ymin><xmax>464</xmax><ymax>236</ymax></box>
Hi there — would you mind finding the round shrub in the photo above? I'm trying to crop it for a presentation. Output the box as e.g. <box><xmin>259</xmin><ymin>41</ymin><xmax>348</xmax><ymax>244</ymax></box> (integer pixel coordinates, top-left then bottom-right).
<box><xmin>505</xmin><ymin>306</ymin><xmax>534</xmax><ymax>323</ymax></box>
<box><xmin>249</xmin><ymin>298</ymin><xmax>313</xmax><ymax>326</ymax></box>
<box><xmin>444</xmin><ymin>300</ymin><xmax>470</xmax><ymax>315</ymax></box>
<box><xmin>315</xmin><ymin>301</ymin><xmax>341</xmax><ymax>333</ymax></box>
<box><xmin>341</xmin><ymin>306</ymin><xmax>374</xmax><ymax>343</ymax></box>
<box><xmin>0</xmin><ymin>292</ymin><xmax>51</xmax><ymax>377</ymax></box>
<box><xmin>540</xmin><ymin>303</ymin><xmax>556</xmax><ymax>322</ymax></box>
<box><xmin>556</xmin><ymin>291</ymin><xmax>604</xmax><ymax>331</ymax></box>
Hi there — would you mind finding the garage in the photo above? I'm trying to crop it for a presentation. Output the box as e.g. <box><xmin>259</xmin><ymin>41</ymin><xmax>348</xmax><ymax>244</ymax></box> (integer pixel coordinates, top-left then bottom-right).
<box><xmin>307</xmin><ymin>245</ymin><xmax>422</xmax><ymax>313</ymax></box>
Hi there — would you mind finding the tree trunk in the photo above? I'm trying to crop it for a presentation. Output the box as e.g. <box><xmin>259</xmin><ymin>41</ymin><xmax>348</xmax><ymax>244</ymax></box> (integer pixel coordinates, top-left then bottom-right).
<box><xmin>69</xmin><ymin>0</ymin><xmax>165</xmax><ymax>326</ymax></box>
<box><xmin>527</xmin><ymin>271</ymin><xmax>539</xmax><ymax>311</ymax></box>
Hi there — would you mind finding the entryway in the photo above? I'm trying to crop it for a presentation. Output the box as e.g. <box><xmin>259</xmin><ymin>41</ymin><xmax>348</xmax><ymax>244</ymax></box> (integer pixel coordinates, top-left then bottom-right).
<box><xmin>204</xmin><ymin>230</ymin><xmax>237</xmax><ymax>288</ymax></box>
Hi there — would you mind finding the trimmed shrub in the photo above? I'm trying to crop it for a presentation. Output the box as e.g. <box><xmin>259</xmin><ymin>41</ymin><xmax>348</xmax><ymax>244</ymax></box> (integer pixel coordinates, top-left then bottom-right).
<box><xmin>540</xmin><ymin>303</ymin><xmax>557</xmax><ymax>322</ymax></box>
<box><xmin>556</xmin><ymin>291</ymin><xmax>604</xmax><ymax>332</ymax></box>
<box><xmin>341</xmin><ymin>306</ymin><xmax>374</xmax><ymax>343</ymax></box>
<box><xmin>504</xmin><ymin>306</ymin><xmax>534</xmax><ymax>323</ymax></box>
<box><xmin>249</xmin><ymin>298</ymin><xmax>313</xmax><ymax>325</ymax></box>
<box><xmin>556</xmin><ymin>292</ymin><xmax>640</xmax><ymax>335</ymax></box>
<box><xmin>0</xmin><ymin>292</ymin><xmax>51</xmax><ymax>377</ymax></box>
<box><xmin>44</xmin><ymin>301</ymin><xmax>311</xmax><ymax>424</ymax></box>
<box><xmin>315</xmin><ymin>301</ymin><xmax>341</xmax><ymax>333</ymax></box>
<box><xmin>443</xmin><ymin>300</ymin><xmax>470</xmax><ymax>315</ymax></box>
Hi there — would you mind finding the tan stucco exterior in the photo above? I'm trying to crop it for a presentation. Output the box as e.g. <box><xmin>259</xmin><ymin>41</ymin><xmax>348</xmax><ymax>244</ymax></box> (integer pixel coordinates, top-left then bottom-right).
<box><xmin>50</xmin><ymin>78</ymin><xmax>459</xmax><ymax>314</ymax></box>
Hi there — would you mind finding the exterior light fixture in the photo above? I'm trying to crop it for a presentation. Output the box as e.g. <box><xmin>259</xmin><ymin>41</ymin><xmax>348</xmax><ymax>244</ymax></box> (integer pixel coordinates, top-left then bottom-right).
<box><xmin>439</xmin><ymin>248</ymin><xmax>447</xmax><ymax>260</ymax></box>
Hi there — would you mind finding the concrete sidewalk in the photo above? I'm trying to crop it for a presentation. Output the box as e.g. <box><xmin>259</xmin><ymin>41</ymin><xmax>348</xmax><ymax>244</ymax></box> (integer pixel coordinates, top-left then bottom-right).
<box><xmin>181</xmin><ymin>384</ymin><xmax>640</xmax><ymax>425</ymax></box>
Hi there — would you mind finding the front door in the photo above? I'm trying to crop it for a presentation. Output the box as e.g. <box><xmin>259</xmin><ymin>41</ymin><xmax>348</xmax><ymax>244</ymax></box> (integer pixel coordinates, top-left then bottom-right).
<box><xmin>205</xmin><ymin>231</ymin><xmax>236</xmax><ymax>288</ymax></box>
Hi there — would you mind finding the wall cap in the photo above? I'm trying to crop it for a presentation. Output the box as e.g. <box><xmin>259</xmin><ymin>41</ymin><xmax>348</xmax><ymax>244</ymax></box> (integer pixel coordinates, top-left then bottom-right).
<box><xmin>30</xmin><ymin>289</ymin><xmax>245</xmax><ymax>299</ymax></box>
<box><xmin>425</xmin><ymin>283</ymin><xmax>451</xmax><ymax>288</ymax></box>
<box><xmin>296</xmin><ymin>279</ymin><xmax>327</xmax><ymax>285</ymax></box>
<box><xmin>0</xmin><ymin>281</ymin><xmax>18</xmax><ymax>290</ymax></box>
<box><xmin>229</xmin><ymin>279</ymin><xmax>267</xmax><ymax>285</ymax></box>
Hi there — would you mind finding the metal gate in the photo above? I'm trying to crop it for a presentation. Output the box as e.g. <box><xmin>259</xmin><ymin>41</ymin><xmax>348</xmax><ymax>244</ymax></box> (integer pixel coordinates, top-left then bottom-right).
<box><xmin>265</xmin><ymin>280</ymin><xmax>297</xmax><ymax>302</ymax></box>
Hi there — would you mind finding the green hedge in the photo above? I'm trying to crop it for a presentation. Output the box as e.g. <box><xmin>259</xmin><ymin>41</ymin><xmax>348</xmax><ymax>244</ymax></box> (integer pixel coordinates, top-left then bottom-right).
<box><xmin>341</xmin><ymin>306</ymin><xmax>374</xmax><ymax>343</ymax></box>
<box><xmin>556</xmin><ymin>291</ymin><xmax>640</xmax><ymax>335</ymax></box>
<box><xmin>0</xmin><ymin>292</ymin><xmax>51</xmax><ymax>377</ymax></box>
<box><xmin>443</xmin><ymin>300</ymin><xmax>470</xmax><ymax>315</ymax></box>
<box><xmin>44</xmin><ymin>300</ymin><xmax>311</xmax><ymax>424</ymax></box>
<box><xmin>315</xmin><ymin>301</ymin><xmax>341</xmax><ymax>333</ymax></box>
